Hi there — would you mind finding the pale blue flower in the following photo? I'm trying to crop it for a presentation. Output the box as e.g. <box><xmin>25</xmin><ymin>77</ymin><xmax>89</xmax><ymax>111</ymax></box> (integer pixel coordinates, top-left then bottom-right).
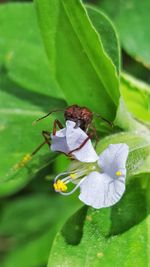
<box><xmin>54</xmin><ymin>143</ymin><xmax>129</xmax><ymax>209</ymax></box>
<box><xmin>79</xmin><ymin>144</ymin><xmax>129</xmax><ymax>208</ymax></box>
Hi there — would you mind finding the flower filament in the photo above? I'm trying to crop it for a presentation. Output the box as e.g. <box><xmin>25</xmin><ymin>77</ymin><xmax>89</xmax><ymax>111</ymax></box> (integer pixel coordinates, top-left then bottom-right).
<box><xmin>53</xmin><ymin>163</ymin><xmax>97</xmax><ymax>195</ymax></box>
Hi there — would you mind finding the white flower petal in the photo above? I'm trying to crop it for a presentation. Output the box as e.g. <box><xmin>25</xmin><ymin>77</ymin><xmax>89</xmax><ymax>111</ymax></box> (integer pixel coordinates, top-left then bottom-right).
<box><xmin>73</xmin><ymin>143</ymin><xmax>98</xmax><ymax>163</ymax></box>
<box><xmin>66</xmin><ymin>121</ymin><xmax>98</xmax><ymax>162</ymax></box>
<box><xmin>51</xmin><ymin>127</ymin><xmax>69</xmax><ymax>154</ymax></box>
<box><xmin>51</xmin><ymin>120</ymin><xmax>98</xmax><ymax>162</ymax></box>
<box><xmin>98</xmin><ymin>143</ymin><xmax>129</xmax><ymax>178</ymax></box>
<box><xmin>54</xmin><ymin>128</ymin><xmax>66</xmax><ymax>138</ymax></box>
<box><xmin>51</xmin><ymin>135</ymin><xmax>69</xmax><ymax>154</ymax></box>
<box><xmin>66</xmin><ymin>120</ymin><xmax>88</xmax><ymax>149</ymax></box>
<box><xmin>79</xmin><ymin>171</ymin><xmax>125</xmax><ymax>209</ymax></box>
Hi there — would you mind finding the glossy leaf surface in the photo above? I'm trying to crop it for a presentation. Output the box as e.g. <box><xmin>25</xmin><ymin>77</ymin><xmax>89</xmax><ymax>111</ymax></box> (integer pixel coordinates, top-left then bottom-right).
<box><xmin>35</xmin><ymin>0</ymin><xmax>120</xmax><ymax>121</ymax></box>
<box><xmin>99</xmin><ymin>0</ymin><xmax>150</xmax><ymax>68</ymax></box>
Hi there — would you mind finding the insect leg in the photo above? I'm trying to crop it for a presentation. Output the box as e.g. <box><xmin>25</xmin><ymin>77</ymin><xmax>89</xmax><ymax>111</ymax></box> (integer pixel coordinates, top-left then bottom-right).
<box><xmin>89</xmin><ymin>124</ymin><xmax>99</xmax><ymax>148</ymax></box>
<box><xmin>53</xmin><ymin>119</ymin><xmax>64</xmax><ymax>135</ymax></box>
<box><xmin>30</xmin><ymin>130</ymin><xmax>51</xmax><ymax>156</ymax></box>
<box><xmin>68</xmin><ymin>133</ymin><xmax>94</xmax><ymax>155</ymax></box>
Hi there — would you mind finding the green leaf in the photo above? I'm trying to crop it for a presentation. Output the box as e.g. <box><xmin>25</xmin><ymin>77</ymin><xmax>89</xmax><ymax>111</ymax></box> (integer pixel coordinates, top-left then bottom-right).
<box><xmin>98</xmin><ymin>0</ymin><xmax>150</xmax><ymax>68</ymax></box>
<box><xmin>114</xmin><ymin>98</ymin><xmax>150</xmax><ymax>133</ymax></box>
<box><xmin>0</xmin><ymin>193</ymin><xmax>82</xmax><ymax>267</ymax></box>
<box><xmin>121</xmin><ymin>73</ymin><xmax>150</xmax><ymax>124</ymax></box>
<box><xmin>48</xmin><ymin>176</ymin><xmax>150</xmax><ymax>267</ymax></box>
<box><xmin>6</xmin><ymin>42</ymin><xmax>64</xmax><ymax>99</ymax></box>
<box><xmin>35</xmin><ymin>0</ymin><xmax>120</xmax><ymax>121</ymax></box>
<box><xmin>0</xmin><ymin>3</ymin><xmax>63</xmax><ymax>99</ymax></box>
<box><xmin>83</xmin><ymin>4</ymin><xmax>149</xmax><ymax>133</ymax></box>
<box><xmin>96</xmin><ymin>132</ymin><xmax>150</xmax><ymax>177</ymax></box>
<box><xmin>0</xmin><ymin>69</ymin><xmax>66</xmax><ymax>197</ymax></box>
<box><xmin>86</xmin><ymin>5</ymin><xmax>120</xmax><ymax>73</ymax></box>
<box><xmin>1</xmin><ymin>229</ymin><xmax>55</xmax><ymax>267</ymax></box>
<box><xmin>85</xmin><ymin>4</ymin><xmax>150</xmax><ymax>133</ymax></box>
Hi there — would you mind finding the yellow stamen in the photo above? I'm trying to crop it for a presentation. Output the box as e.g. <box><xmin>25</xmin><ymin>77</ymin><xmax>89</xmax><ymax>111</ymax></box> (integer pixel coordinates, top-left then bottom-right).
<box><xmin>70</xmin><ymin>173</ymin><xmax>76</xmax><ymax>179</ymax></box>
<box><xmin>13</xmin><ymin>154</ymin><xmax>32</xmax><ymax>170</ymax></box>
<box><xmin>53</xmin><ymin>180</ymin><xmax>67</xmax><ymax>192</ymax></box>
<box><xmin>116</xmin><ymin>171</ymin><xmax>122</xmax><ymax>176</ymax></box>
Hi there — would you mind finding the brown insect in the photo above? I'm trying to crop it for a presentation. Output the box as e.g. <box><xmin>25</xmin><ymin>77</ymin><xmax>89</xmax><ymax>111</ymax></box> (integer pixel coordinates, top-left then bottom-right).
<box><xmin>64</xmin><ymin>105</ymin><xmax>93</xmax><ymax>131</ymax></box>
<box><xmin>31</xmin><ymin>104</ymin><xmax>112</xmax><ymax>157</ymax></box>
<box><xmin>14</xmin><ymin>105</ymin><xmax>112</xmax><ymax>169</ymax></box>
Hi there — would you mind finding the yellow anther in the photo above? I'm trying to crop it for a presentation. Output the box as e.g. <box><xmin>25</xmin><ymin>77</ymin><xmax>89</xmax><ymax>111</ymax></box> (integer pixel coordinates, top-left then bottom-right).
<box><xmin>22</xmin><ymin>154</ymin><xmax>32</xmax><ymax>162</ymax></box>
<box><xmin>53</xmin><ymin>180</ymin><xmax>67</xmax><ymax>192</ymax></box>
<box><xmin>70</xmin><ymin>173</ymin><xmax>76</xmax><ymax>179</ymax></box>
<box><xmin>116</xmin><ymin>171</ymin><xmax>122</xmax><ymax>176</ymax></box>
<box><xmin>13</xmin><ymin>154</ymin><xmax>32</xmax><ymax>170</ymax></box>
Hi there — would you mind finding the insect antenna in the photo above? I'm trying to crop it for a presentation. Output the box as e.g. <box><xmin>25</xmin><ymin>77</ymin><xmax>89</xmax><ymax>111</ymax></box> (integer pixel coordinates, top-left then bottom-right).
<box><xmin>32</xmin><ymin>109</ymin><xmax>64</xmax><ymax>125</ymax></box>
<box><xmin>94</xmin><ymin>113</ymin><xmax>113</xmax><ymax>127</ymax></box>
